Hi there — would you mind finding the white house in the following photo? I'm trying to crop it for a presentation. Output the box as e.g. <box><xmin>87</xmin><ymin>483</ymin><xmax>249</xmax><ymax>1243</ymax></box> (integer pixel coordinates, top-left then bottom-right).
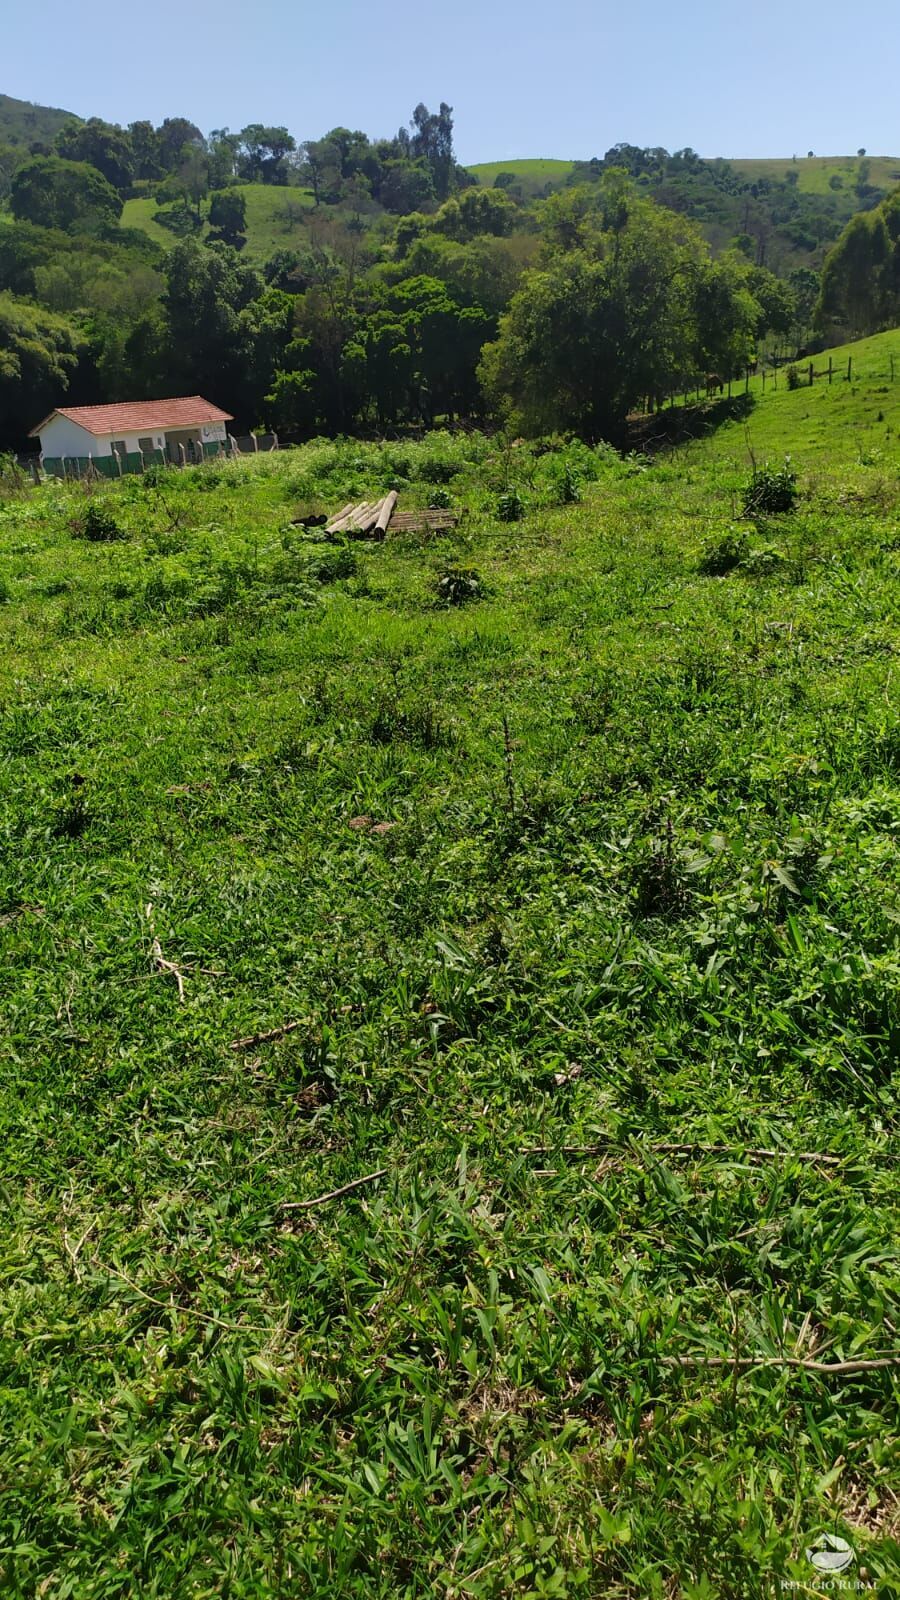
<box><xmin>30</xmin><ymin>396</ymin><xmax>234</xmax><ymax>474</ymax></box>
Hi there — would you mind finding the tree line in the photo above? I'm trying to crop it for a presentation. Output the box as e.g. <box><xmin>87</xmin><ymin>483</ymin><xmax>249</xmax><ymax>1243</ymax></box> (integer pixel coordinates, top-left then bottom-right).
<box><xmin>0</xmin><ymin>99</ymin><xmax>874</xmax><ymax>450</ymax></box>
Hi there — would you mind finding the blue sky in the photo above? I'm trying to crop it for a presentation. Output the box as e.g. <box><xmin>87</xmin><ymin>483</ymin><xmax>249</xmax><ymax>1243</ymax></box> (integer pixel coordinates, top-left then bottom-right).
<box><xmin>5</xmin><ymin>0</ymin><xmax>898</xmax><ymax>164</ymax></box>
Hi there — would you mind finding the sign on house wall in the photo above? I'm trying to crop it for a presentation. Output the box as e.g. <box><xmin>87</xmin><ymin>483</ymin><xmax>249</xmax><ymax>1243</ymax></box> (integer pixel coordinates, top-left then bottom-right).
<box><xmin>201</xmin><ymin>422</ymin><xmax>227</xmax><ymax>443</ymax></box>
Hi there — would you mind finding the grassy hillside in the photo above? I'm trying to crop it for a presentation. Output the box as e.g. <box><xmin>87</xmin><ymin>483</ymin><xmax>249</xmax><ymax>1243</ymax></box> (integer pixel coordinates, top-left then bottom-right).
<box><xmin>122</xmin><ymin>184</ymin><xmax>328</xmax><ymax>262</ymax></box>
<box><xmin>470</xmin><ymin>153</ymin><xmax>900</xmax><ymax>198</ymax></box>
<box><xmin>727</xmin><ymin>154</ymin><xmax>900</xmax><ymax>196</ymax></box>
<box><xmin>1</xmin><ymin>349</ymin><xmax>898</xmax><ymax>1593</ymax></box>
<box><xmin>468</xmin><ymin>158</ymin><xmax>576</xmax><ymax>193</ymax></box>
<box><xmin>702</xmin><ymin>326</ymin><xmax>900</xmax><ymax>468</ymax></box>
<box><xmin>0</xmin><ymin>92</ymin><xmax>78</xmax><ymax>149</ymax></box>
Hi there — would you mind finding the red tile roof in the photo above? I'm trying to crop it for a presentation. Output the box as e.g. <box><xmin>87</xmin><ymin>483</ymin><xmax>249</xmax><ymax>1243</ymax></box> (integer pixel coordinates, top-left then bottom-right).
<box><xmin>30</xmin><ymin>396</ymin><xmax>234</xmax><ymax>437</ymax></box>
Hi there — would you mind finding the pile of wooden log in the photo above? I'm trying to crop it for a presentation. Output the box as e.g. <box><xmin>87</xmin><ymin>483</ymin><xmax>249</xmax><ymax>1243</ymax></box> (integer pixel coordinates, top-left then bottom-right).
<box><xmin>326</xmin><ymin>493</ymin><xmax>398</xmax><ymax>538</ymax></box>
<box><xmin>324</xmin><ymin>494</ymin><xmax>460</xmax><ymax>538</ymax></box>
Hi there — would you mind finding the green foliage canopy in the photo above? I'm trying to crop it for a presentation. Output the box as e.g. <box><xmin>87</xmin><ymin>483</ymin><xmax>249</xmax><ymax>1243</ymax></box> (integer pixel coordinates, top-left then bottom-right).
<box><xmin>10</xmin><ymin>156</ymin><xmax>122</xmax><ymax>232</ymax></box>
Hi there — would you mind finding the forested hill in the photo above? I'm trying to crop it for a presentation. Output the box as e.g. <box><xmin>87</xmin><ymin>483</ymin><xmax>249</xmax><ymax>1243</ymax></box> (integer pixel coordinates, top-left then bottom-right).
<box><xmin>0</xmin><ymin>93</ymin><xmax>79</xmax><ymax>148</ymax></box>
<box><xmin>1</xmin><ymin>91</ymin><xmax>899</xmax><ymax>450</ymax></box>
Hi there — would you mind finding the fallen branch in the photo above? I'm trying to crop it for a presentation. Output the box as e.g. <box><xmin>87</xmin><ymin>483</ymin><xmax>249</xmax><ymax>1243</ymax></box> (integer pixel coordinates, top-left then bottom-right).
<box><xmin>98</xmin><ymin>1259</ymin><xmax>278</xmax><ymax>1335</ymax></box>
<box><xmin>659</xmin><ymin>1352</ymin><xmax>900</xmax><ymax>1374</ymax></box>
<box><xmin>527</xmin><ymin>1140</ymin><xmax>843</xmax><ymax>1167</ymax></box>
<box><xmin>230</xmin><ymin>1020</ymin><xmax>307</xmax><ymax>1051</ymax></box>
<box><xmin>151</xmin><ymin>937</ymin><xmax>185</xmax><ymax>1004</ymax></box>
<box><xmin>279</xmin><ymin>1167</ymin><xmax>388</xmax><ymax>1211</ymax></box>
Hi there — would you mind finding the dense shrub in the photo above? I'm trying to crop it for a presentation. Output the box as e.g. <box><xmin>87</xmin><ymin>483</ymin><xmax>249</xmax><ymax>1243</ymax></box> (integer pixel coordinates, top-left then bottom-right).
<box><xmin>436</xmin><ymin>566</ymin><xmax>483</xmax><ymax>605</ymax></box>
<box><xmin>742</xmin><ymin>459</ymin><xmax>798</xmax><ymax>516</ymax></box>
<box><xmin>497</xmin><ymin>488</ymin><xmax>525</xmax><ymax>522</ymax></box>
<box><xmin>75</xmin><ymin>502</ymin><xmax>127</xmax><ymax>542</ymax></box>
<box><xmin>699</xmin><ymin>528</ymin><xmax>750</xmax><ymax>574</ymax></box>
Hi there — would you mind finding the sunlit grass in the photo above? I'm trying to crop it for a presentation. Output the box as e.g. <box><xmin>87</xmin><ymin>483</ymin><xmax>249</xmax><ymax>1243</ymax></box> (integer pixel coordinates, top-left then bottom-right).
<box><xmin>1</xmin><ymin>399</ymin><xmax>898</xmax><ymax>1595</ymax></box>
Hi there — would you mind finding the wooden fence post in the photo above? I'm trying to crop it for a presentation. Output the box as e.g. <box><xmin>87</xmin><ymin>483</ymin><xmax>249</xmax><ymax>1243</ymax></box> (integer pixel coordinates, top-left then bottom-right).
<box><xmin>808</xmin><ymin>362</ymin><xmax>814</xmax><ymax>386</ymax></box>
<box><xmin>828</xmin><ymin>357</ymin><xmax>833</xmax><ymax>384</ymax></box>
<box><xmin>847</xmin><ymin>356</ymin><xmax>852</xmax><ymax>381</ymax></box>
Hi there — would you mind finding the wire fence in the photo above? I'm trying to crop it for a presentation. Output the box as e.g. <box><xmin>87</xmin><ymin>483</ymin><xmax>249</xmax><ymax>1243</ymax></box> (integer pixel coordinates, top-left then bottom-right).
<box><xmin>15</xmin><ymin>432</ymin><xmax>281</xmax><ymax>481</ymax></box>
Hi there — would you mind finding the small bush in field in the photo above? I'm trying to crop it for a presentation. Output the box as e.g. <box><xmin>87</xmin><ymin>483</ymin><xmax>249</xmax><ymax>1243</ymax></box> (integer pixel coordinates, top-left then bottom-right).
<box><xmin>786</xmin><ymin>365</ymin><xmax>802</xmax><ymax>391</ymax></box>
<box><xmin>497</xmin><ymin>488</ymin><xmax>524</xmax><ymax>522</ymax></box>
<box><xmin>428</xmin><ymin>486</ymin><xmax>452</xmax><ymax>509</ymax></box>
<box><xmin>416</xmin><ymin>453</ymin><xmax>460</xmax><ymax>484</ymax></box>
<box><xmin>75</xmin><ymin>502</ymin><xmax>128</xmax><ymax>542</ymax></box>
<box><xmin>699</xmin><ymin>528</ymin><xmax>750</xmax><ymax>574</ymax></box>
<box><xmin>436</xmin><ymin>566</ymin><xmax>483</xmax><ymax>606</ymax></box>
<box><xmin>742</xmin><ymin>459</ymin><xmax>798</xmax><ymax>516</ymax></box>
<box><xmin>741</xmin><ymin>543</ymin><xmax>787</xmax><ymax>575</ymax></box>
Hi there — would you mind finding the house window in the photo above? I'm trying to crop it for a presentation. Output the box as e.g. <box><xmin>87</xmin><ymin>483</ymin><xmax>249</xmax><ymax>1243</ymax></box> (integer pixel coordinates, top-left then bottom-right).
<box><xmin>111</xmin><ymin>440</ymin><xmax>127</xmax><ymax>458</ymax></box>
<box><xmin>138</xmin><ymin>437</ymin><xmax>155</xmax><ymax>456</ymax></box>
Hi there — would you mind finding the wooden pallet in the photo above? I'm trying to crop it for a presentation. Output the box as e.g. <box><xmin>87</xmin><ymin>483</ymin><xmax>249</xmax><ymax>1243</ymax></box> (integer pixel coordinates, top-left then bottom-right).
<box><xmin>388</xmin><ymin>510</ymin><xmax>459</xmax><ymax>532</ymax></box>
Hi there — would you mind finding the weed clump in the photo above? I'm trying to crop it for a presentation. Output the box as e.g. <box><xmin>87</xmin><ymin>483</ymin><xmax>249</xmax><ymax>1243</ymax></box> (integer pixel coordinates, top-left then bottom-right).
<box><xmin>301</xmin><ymin>544</ymin><xmax>358</xmax><ymax>583</ymax></box>
<box><xmin>369</xmin><ymin>698</ymin><xmax>451</xmax><ymax>749</ymax></box>
<box><xmin>416</xmin><ymin>452</ymin><xmax>461</xmax><ymax>485</ymax></box>
<box><xmin>699</xmin><ymin>528</ymin><xmax>750</xmax><ymax>574</ymax></box>
<box><xmin>436</xmin><ymin>566</ymin><xmax>483</xmax><ymax>606</ymax></box>
<box><xmin>497</xmin><ymin>488</ymin><xmax>524</xmax><ymax>522</ymax></box>
<box><xmin>742</xmin><ymin>459</ymin><xmax>798</xmax><ymax>516</ymax></box>
<box><xmin>546</xmin><ymin>461</ymin><xmax>582</xmax><ymax>504</ymax></box>
<box><xmin>74</xmin><ymin>502</ymin><xmax>128</xmax><ymax>543</ymax></box>
<box><xmin>428</xmin><ymin>486</ymin><xmax>452</xmax><ymax>509</ymax></box>
<box><xmin>785</xmin><ymin>365</ymin><xmax>802</xmax><ymax>391</ymax></box>
<box><xmin>742</xmin><ymin>544</ymin><xmax>787</xmax><ymax>576</ymax></box>
<box><xmin>632</xmin><ymin>830</ymin><xmax>692</xmax><ymax>919</ymax></box>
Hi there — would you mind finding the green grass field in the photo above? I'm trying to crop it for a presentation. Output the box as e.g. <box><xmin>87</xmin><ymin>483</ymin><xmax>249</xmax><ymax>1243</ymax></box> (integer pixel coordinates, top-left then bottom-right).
<box><xmin>696</xmin><ymin>327</ymin><xmax>900</xmax><ymax>468</ymax></box>
<box><xmin>1</xmin><ymin>340</ymin><xmax>899</xmax><ymax>1595</ymax></box>
<box><xmin>726</xmin><ymin>155</ymin><xmax>900</xmax><ymax>196</ymax></box>
<box><xmin>469</xmin><ymin>153</ymin><xmax>900</xmax><ymax>200</ymax></box>
<box><xmin>122</xmin><ymin>183</ymin><xmax>318</xmax><ymax>261</ymax></box>
<box><xmin>468</xmin><ymin>159</ymin><xmax>576</xmax><ymax>193</ymax></box>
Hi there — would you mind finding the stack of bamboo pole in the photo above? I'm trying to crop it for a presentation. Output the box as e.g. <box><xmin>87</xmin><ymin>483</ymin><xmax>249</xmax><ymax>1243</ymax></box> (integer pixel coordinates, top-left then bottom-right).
<box><xmin>326</xmin><ymin>491</ymin><xmax>399</xmax><ymax>537</ymax></box>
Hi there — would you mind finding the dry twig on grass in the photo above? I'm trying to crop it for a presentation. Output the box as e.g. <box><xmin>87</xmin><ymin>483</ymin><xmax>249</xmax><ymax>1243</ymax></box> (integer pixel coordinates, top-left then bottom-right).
<box><xmin>659</xmin><ymin>1352</ymin><xmax>900</xmax><ymax>1374</ymax></box>
<box><xmin>527</xmin><ymin>1139</ymin><xmax>843</xmax><ymax>1167</ymax></box>
<box><xmin>230</xmin><ymin>1019</ymin><xmax>307</xmax><ymax>1051</ymax></box>
<box><xmin>279</xmin><ymin>1168</ymin><xmax>389</xmax><ymax>1211</ymax></box>
<box><xmin>151</xmin><ymin>937</ymin><xmax>185</xmax><ymax>1004</ymax></box>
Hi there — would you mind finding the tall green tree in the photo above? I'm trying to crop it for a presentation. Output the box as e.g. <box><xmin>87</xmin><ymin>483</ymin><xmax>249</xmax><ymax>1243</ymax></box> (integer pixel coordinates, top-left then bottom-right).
<box><xmin>156</xmin><ymin>117</ymin><xmax>204</xmax><ymax>171</ymax></box>
<box><xmin>160</xmin><ymin>239</ymin><xmax>262</xmax><ymax>404</ymax></box>
<box><xmin>0</xmin><ymin>291</ymin><xmax>81</xmax><ymax>440</ymax></box>
<box><xmin>55</xmin><ymin>117</ymin><xmax>134</xmax><ymax>191</ymax></box>
<box><xmin>208</xmin><ymin>189</ymin><xmax>247</xmax><ymax>248</ymax></box>
<box><xmin>479</xmin><ymin>183</ymin><xmax>758</xmax><ymax>436</ymax></box>
<box><xmin>817</xmin><ymin>193</ymin><xmax>900</xmax><ymax>335</ymax></box>
<box><xmin>128</xmin><ymin>120</ymin><xmax>162</xmax><ymax>180</ymax></box>
<box><xmin>238</xmin><ymin>125</ymin><xmax>296</xmax><ymax>184</ymax></box>
<box><xmin>9</xmin><ymin>157</ymin><xmax>122</xmax><ymax>232</ymax></box>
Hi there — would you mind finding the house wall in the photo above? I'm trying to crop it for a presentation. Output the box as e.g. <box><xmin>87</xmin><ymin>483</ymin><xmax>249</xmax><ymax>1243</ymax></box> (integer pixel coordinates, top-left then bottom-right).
<box><xmin>37</xmin><ymin>415</ymin><xmax>100</xmax><ymax>458</ymax></box>
<box><xmin>38</xmin><ymin>418</ymin><xmax>171</xmax><ymax>458</ymax></box>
